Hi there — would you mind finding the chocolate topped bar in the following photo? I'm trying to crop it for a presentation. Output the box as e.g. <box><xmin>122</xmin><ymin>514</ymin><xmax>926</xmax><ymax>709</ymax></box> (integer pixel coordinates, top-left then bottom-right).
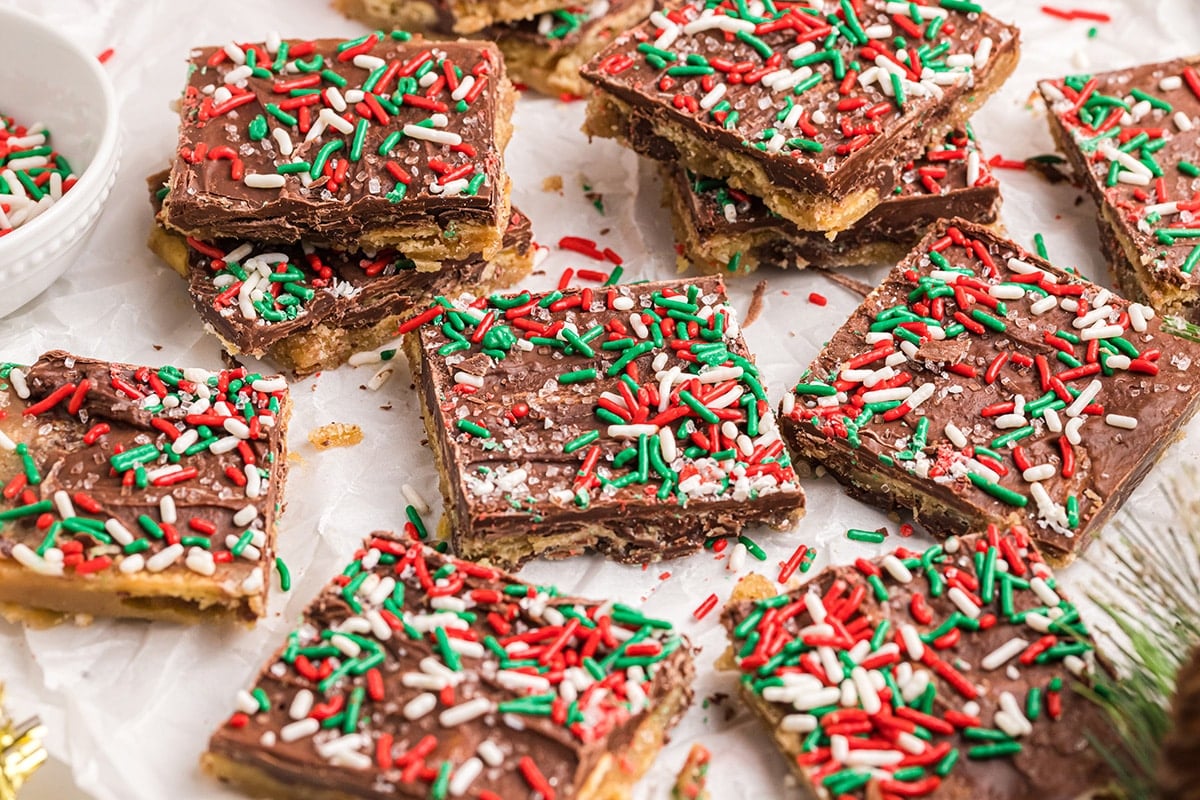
<box><xmin>780</xmin><ymin>219</ymin><xmax>1200</xmax><ymax>564</ymax></box>
<box><xmin>1040</xmin><ymin>56</ymin><xmax>1200</xmax><ymax>321</ymax></box>
<box><xmin>486</xmin><ymin>0</ymin><xmax>654</xmax><ymax>97</ymax></box>
<box><xmin>722</xmin><ymin>528</ymin><xmax>1111</xmax><ymax>799</ymax></box>
<box><xmin>161</xmin><ymin>34</ymin><xmax>514</xmax><ymax>264</ymax></box>
<box><xmin>665</xmin><ymin>128</ymin><xmax>1001</xmax><ymax>274</ymax></box>
<box><xmin>334</xmin><ymin>0</ymin><xmax>566</xmax><ymax>35</ymax></box>
<box><xmin>404</xmin><ymin>277</ymin><xmax>805</xmax><ymax>569</ymax></box>
<box><xmin>149</xmin><ymin>172</ymin><xmax>535</xmax><ymax>376</ymax></box>
<box><xmin>582</xmin><ymin>0</ymin><xmax>1019</xmax><ymax>232</ymax></box>
<box><xmin>205</xmin><ymin>531</ymin><xmax>695</xmax><ymax>800</ymax></box>
<box><xmin>0</xmin><ymin>352</ymin><xmax>289</xmax><ymax>624</ymax></box>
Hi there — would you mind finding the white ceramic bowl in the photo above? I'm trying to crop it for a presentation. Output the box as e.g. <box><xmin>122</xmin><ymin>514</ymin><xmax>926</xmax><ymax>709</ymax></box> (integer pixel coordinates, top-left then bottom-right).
<box><xmin>0</xmin><ymin>7</ymin><xmax>120</xmax><ymax>318</ymax></box>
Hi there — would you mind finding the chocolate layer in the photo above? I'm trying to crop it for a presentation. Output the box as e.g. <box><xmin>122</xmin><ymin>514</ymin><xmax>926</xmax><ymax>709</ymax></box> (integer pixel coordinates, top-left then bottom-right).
<box><xmin>723</xmin><ymin>529</ymin><xmax>1112</xmax><ymax>799</ymax></box>
<box><xmin>206</xmin><ymin>531</ymin><xmax>694</xmax><ymax>800</ymax></box>
<box><xmin>667</xmin><ymin>128</ymin><xmax>1001</xmax><ymax>273</ymax></box>
<box><xmin>780</xmin><ymin>219</ymin><xmax>1200</xmax><ymax>564</ymax></box>
<box><xmin>0</xmin><ymin>352</ymin><xmax>289</xmax><ymax>623</ymax></box>
<box><xmin>405</xmin><ymin>277</ymin><xmax>805</xmax><ymax>570</ymax></box>
<box><xmin>581</xmin><ymin>0</ymin><xmax>1019</xmax><ymax>231</ymax></box>
<box><xmin>1040</xmin><ymin>57</ymin><xmax>1200</xmax><ymax>321</ymax></box>
<box><xmin>162</xmin><ymin>36</ymin><xmax>513</xmax><ymax>260</ymax></box>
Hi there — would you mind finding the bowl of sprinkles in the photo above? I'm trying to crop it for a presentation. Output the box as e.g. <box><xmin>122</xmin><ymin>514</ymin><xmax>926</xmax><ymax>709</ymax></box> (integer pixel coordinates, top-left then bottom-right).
<box><xmin>0</xmin><ymin>6</ymin><xmax>119</xmax><ymax>317</ymax></box>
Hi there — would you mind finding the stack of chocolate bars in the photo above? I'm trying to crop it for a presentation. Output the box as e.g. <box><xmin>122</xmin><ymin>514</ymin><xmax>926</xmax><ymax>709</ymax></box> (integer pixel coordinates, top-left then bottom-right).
<box><xmin>149</xmin><ymin>33</ymin><xmax>531</xmax><ymax>374</ymax></box>
<box><xmin>580</xmin><ymin>0</ymin><xmax>1020</xmax><ymax>274</ymax></box>
<box><xmin>336</xmin><ymin>0</ymin><xmax>654</xmax><ymax>97</ymax></box>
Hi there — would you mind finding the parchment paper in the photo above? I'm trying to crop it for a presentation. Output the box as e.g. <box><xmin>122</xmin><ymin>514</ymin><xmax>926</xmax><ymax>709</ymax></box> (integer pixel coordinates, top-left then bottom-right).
<box><xmin>2</xmin><ymin>1</ymin><xmax>1199</xmax><ymax>797</ymax></box>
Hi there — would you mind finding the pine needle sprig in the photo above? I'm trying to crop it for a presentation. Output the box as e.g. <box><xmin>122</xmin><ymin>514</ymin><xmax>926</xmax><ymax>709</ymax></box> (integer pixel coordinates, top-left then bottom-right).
<box><xmin>1083</xmin><ymin>466</ymin><xmax>1200</xmax><ymax>800</ymax></box>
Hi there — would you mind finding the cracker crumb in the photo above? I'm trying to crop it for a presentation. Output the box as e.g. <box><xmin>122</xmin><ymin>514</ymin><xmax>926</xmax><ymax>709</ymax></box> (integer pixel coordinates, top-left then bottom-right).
<box><xmin>542</xmin><ymin>174</ymin><xmax>563</xmax><ymax>192</ymax></box>
<box><xmin>308</xmin><ymin>423</ymin><xmax>363</xmax><ymax>450</ymax></box>
<box><xmin>743</xmin><ymin>280</ymin><xmax>768</xmax><ymax>328</ymax></box>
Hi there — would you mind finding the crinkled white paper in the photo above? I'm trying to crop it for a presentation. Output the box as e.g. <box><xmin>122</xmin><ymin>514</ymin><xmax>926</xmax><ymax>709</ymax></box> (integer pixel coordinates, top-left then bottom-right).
<box><xmin>2</xmin><ymin>1</ymin><xmax>1200</xmax><ymax>798</ymax></box>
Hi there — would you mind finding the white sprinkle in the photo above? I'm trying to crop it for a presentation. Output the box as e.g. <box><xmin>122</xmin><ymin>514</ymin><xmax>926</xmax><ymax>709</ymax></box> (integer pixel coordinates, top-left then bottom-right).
<box><xmin>233</xmin><ymin>505</ymin><xmax>259</xmax><ymax>527</ymax></box>
<box><xmin>1129</xmin><ymin>303</ymin><xmax>1150</xmax><ymax>333</ymax></box>
<box><xmin>439</xmin><ymin>697</ymin><xmax>492</xmax><ymax>727</ymax></box>
<box><xmin>659</xmin><ymin>428</ymin><xmax>677</xmax><ymax>463</ymax></box>
<box><xmin>1030</xmin><ymin>576</ymin><xmax>1062</xmax><ymax>607</ymax></box>
<box><xmin>1064</xmin><ymin>379</ymin><xmax>1101</xmax><ymax>417</ymax></box>
<box><xmin>0</xmin><ymin>431</ymin><xmax>14</xmax><ymax>452</ymax></box>
<box><xmin>245</xmin><ymin>464</ymin><xmax>263</xmax><ymax>499</ymax></box>
<box><xmin>1022</xmin><ymin>464</ymin><xmax>1057</xmax><ymax>483</ymax></box>
<box><xmin>445</xmin><ymin>75</ymin><xmax>474</xmax><ymax>103</ymax></box>
<box><xmin>352</xmin><ymin>53</ymin><xmax>385</xmax><ymax>71</ymax></box>
<box><xmin>844</xmin><ymin>748</ymin><xmax>903</xmax><ymax>768</ymax></box>
<box><xmin>1043</xmin><ymin>407</ymin><xmax>1063</xmax><ymax>434</ymax></box>
<box><xmin>119</xmin><ymin>553</ymin><xmax>145</xmax><ymax>575</ymax></box>
<box><xmin>944</xmin><ymin>422</ymin><xmax>969</xmax><ymax>449</ymax></box>
<box><xmin>222</xmin><ymin>42</ymin><xmax>246</xmax><ymax>64</ymax></box>
<box><xmin>186</xmin><ymin>548</ymin><xmax>216</xmax><ymax>576</ymax></box>
<box><xmin>454</xmin><ymin>371</ymin><xmax>484</xmax><ymax>389</ymax></box>
<box><xmin>973</xmin><ymin>36</ymin><xmax>993</xmax><ymax>69</ymax></box>
<box><xmin>805</xmin><ymin>591</ymin><xmax>828</xmax><ymax>624</ymax></box>
<box><xmin>861</xmin><ymin>387</ymin><xmax>912</xmax><ymax>404</ymax></box>
<box><xmin>981</xmin><ymin>637</ymin><xmax>1029</xmax><ymax>671</ymax></box>
<box><xmin>280</xmin><ymin>718</ymin><xmax>319</xmax><ymax>742</ymax></box>
<box><xmin>1105</xmin><ymin>413</ymin><xmax>1138</xmax><ymax>430</ymax></box>
<box><xmin>289</xmin><ymin>689</ymin><xmax>314</xmax><ymax>720</ymax></box>
<box><xmin>683</xmin><ymin>15</ymin><xmax>755</xmax><ymax>34</ymax></box>
<box><xmin>989</xmin><ymin>283</ymin><xmax>1024</xmax><ymax>300</ymax></box>
<box><xmin>224</xmin><ymin>417</ymin><xmax>252</xmax><ymax>439</ymax></box>
<box><xmin>994</xmin><ymin>413</ymin><xmax>1028</xmax><ymax>430</ymax></box>
<box><xmin>11</xmin><ymin>544</ymin><xmax>63</xmax><ymax>576</ymax></box>
<box><xmin>146</xmin><ymin>544</ymin><xmax>185</xmax><ymax>573</ymax></box>
<box><xmin>402</xmin><ymin>484</ymin><xmax>430</xmax><ymax>515</ymax></box>
<box><xmin>223</xmin><ymin>65</ymin><xmax>252</xmax><ymax>85</ymax></box>
<box><xmin>10</xmin><ymin>369</ymin><xmax>29</xmax><ymax>399</ymax></box>
<box><xmin>907</xmin><ymin>382</ymin><xmax>935</xmax><ymax>410</ymax></box>
<box><xmin>403</xmin><ymin>692</ymin><xmax>438</xmax><ymax>720</ymax></box>
<box><xmin>244</xmin><ymin>173</ymin><xmax>286</xmax><ymax>190</ymax></box>
<box><xmin>699</xmin><ymin>83</ymin><xmax>727</xmax><ymax>110</ymax></box>
<box><xmin>881</xmin><ymin>555</ymin><xmax>913</xmax><ymax>583</ymax></box>
<box><xmin>1080</xmin><ymin>323</ymin><xmax>1125</xmax><ymax>340</ymax></box>
<box><xmin>779</xmin><ymin>714</ymin><xmax>818</xmax><ymax>733</ymax></box>
<box><xmin>478</xmin><ymin>740</ymin><xmax>504</xmax><ymax>767</ymax></box>
<box><xmin>1161</xmin><ymin>75</ymin><xmax>1184</xmax><ymax>91</ymax></box>
<box><xmin>607</xmin><ymin>424</ymin><xmax>658</xmax><ymax>438</ymax></box>
<box><xmin>403</xmin><ymin>124</ymin><xmax>462</xmax><ymax>146</ymax></box>
<box><xmin>727</xmin><ymin>542</ymin><xmax>747</xmax><ymax>573</ymax></box>
<box><xmin>449</xmin><ymin>757</ymin><xmax>483</xmax><ymax>796</ymax></box>
<box><xmin>1030</xmin><ymin>295</ymin><xmax>1059</xmax><ymax>315</ymax></box>
<box><xmin>1065</xmin><ymin>416</ymin><xmax>1085</xmax><ymax>446</ymax></box>
<box><xmin>1116</xmin><ymin>170</ymin><xmax>1151</xmax><ymax>186</ymax></box>
<box><xmin>900</xmin><ymin>624</ymin><xmax>924</xmax><ymax>660</ymax></box>
<box><xmin>52</xmin><ymin>490</ymin><xmax>76</xmax><ymax>519</ymax></box>
<box><xmin>1175</xmin><ymin>111</ymin><xmax>1195</xmax><ymax>132</ymax></box>
<box><xmin>851</xmin><ymin>667</ymin><xmax>881</xmax><ymax>715</ymax></box>
<box><xmin>948</xmin><ymin>587</ymin><xmax>981</xmax><ymax>619</ymax></box>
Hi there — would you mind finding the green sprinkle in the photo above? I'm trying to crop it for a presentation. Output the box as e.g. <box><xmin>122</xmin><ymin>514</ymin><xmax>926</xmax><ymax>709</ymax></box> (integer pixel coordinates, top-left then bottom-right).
<box><xmin>847</xmin><ymin>528</ymin><xmax>887</xmax><ymax>544</ymax></box>
<box><xmin>967</xmin><ymin>472</ymin><xmax>1028</xmax><ymax>507</ymax></box>
<box><xmin>558</xmin><ymin>368</ymin><xmax>597</xmax><ymax>384</ymax></box>
<box><xmin>456</xmin><ymin>419</ymin><xmax>491</xmax><ymax>439</ymax></box>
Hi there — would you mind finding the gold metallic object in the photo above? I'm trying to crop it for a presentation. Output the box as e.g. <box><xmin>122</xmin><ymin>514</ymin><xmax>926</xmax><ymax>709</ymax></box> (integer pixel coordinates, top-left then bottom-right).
<box><xmin>0</xmin><ymin>685</ymin><xmax>45</xmax><ymax>800</ymax></box>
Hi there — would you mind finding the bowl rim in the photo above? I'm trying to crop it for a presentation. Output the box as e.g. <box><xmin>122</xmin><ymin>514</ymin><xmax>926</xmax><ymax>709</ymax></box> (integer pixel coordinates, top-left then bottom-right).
<box><xmin>0</xmin><ymin>6</ymin><xmax>120</xmax><ymax>253</ymax></box>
